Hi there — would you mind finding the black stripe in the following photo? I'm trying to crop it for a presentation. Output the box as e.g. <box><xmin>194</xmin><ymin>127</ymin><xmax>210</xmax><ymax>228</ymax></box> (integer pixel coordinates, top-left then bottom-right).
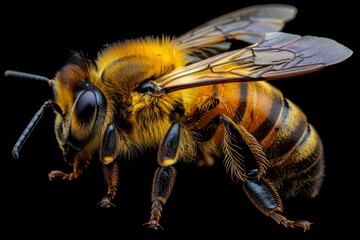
<box><xmin>276</xmin><ymin>113</ymin><xmax>307</xmax><ymax>158</ymax></box>
<box><xmin>234</xmin><ymin>83</ymin><xmax>248</xmax><ymax>123</ymax></box>
<box><xmin>276</xmin><ymin>126</ymin><xmax>322</xmax><ymax>178</ymax></box>
<box><xmin>296</xmin><ymin>125</ymin><xmax>311</xmax><ymax>148</ymax></box>
<box><xmin>253</xmin><ymin>93</ymin><xmax>283</xmax><ymax>142</ymax></box>
<box><xmin>292</xmin><ymin>126</ymin><xmax>323</xmax><ymax>173</ymax></box>
<box><xmin>265</xmin><ymin>99</ymin><xmax>290</xmax><ymax>160</ymax></box>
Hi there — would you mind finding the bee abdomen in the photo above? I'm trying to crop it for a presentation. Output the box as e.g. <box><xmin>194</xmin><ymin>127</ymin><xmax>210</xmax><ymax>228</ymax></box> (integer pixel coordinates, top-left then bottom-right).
<box><xmin>236</xmin><ymin>82</ymin><xmax>325</xmax><ymax>198</ymax></box>
<box><xmin>265</xmin><ymin>109</ymin><xmax>325</xmax><ymax>200</ymax></box>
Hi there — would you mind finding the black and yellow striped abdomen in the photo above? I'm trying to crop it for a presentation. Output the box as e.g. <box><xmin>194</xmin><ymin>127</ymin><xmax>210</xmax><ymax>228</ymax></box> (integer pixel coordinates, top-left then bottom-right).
<box><xmin>236</xmin><ymin>81</ymin><xmax>324</xmax><ymax>199</ymax></box>
<box><xmin>189</xmin><ymin>81</ymin><xmax>324</xmax><ymax>199</ymax></box>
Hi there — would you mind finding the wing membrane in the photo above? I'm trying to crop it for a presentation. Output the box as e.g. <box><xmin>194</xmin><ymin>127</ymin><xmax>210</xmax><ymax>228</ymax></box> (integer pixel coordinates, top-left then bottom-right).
<box><xmin>157</xmin><ymin>32</ymin><xmax>353</xmax><ymax>93</ymax></box>
<box><xmin>175</xmin><ymin>4</ymin><xmax>297</xmax><ymax>54</ymax></box>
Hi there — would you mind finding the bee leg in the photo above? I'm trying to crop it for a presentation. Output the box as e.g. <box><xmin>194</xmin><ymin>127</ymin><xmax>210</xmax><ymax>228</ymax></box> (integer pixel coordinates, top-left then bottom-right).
<box><xmin>48</xmin><ymin>158</ymin><xmax>88</xmax><ymax>181</ymax></box>
<box><xmin>99</xmin><ymin>124</ymin><xmax>119</xmax><ymax>207</ymax></box>
<box><xmin>243</xmin><ymin>178</ymin><xmax>311</xmax><ymax>231</ymax></box>
<box><xmin>198</xmin><ymin>114</ymin><xmax>268</xmax><ymax>182</ymax></box>
<box><xmin>145</xmin><ymin>166</ymin><xmax>176</xmax><ymax>231</ymax></box>
<box><xmin>49</xmin><ymin>141</ymin><xmax>91</xmax><ymax>181</ymax></box>
<box><xmin>48</xmin><ymin>170</ymin><xmax>65</xmax><ymax>180</ymax></box>
<box><xmin>199</xmin><ymin>114</ymin><xmax>310</xmax><ymax>230</ymax></box>
<box><xmin>99</xmin><ymin>161</ymin><xmax>118</xmax><ymax>208</ymax></box>
<box><xmin>144</xmin><ymin>122</ymin><xmax>180</xmax><ymax>230</ymax></box>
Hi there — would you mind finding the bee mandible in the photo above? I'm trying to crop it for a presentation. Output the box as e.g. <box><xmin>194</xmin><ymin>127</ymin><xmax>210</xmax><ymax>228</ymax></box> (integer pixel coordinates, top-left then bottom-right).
<box><xmin>6</xmin><ymin>4</ymin><xmax>352</xmax><ymax>231</ymax></box>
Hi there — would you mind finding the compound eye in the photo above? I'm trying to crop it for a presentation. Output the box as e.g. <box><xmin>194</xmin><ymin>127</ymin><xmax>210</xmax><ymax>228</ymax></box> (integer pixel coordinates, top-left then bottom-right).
<box><xmin>70</xmin><ymin>90</ymin><xmax>98</xmax><ymax>142</ymax></box>
<box><xmin>75</xmin><ymin>90</ymin><xmax>97</xmax><ymax>123</ymax></box>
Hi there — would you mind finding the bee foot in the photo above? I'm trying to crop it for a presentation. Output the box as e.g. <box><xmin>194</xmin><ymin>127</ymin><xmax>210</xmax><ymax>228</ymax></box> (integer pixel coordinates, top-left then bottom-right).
<box><xmin>294</xmin><ymin>220</ymin><xmax>312</xmax><ymax>232</ymax></box>
<box><xmin>143</xmin><ymin>220</ymin><xmax>163</xmax><ymax>231</ymax></box>
<box><xmin>48</xmin><ymin>170</ymin><xmax>65</xmax><ymax>181</ymax></box>
<box><xmin>270</xmin><ymin>212</ymin><xmax>311</xmax><ymax>231</ymax></box>
<box><xmin>98</xmin><ymin>196</ymin><xmax>116</xmax><ymax>208</ymax></box>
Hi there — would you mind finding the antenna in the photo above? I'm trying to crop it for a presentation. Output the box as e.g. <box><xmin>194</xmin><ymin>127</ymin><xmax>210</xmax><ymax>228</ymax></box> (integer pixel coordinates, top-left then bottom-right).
<box><xmin>4</xmin><ymin>70</ymin><xmax>50</xmax><ymax>82</ymax></box>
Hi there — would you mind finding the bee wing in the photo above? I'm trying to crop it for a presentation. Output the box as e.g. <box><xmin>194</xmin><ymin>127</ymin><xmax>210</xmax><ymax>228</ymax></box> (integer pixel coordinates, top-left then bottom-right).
<box><xmin>157</xmin><ymin>32</ymin><xmax>353</xmax><ymax>93</ymax></box>
<box><xmin>175</xmin><ymin>4</ymin><xmax>297</xmax><ymax>62</ymax></box>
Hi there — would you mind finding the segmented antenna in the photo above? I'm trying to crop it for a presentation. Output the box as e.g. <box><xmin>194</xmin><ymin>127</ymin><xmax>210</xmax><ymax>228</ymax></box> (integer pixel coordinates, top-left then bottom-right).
<box><xmin>5</xmin><ymin>70</ymin><xmax>61</xmax><ymax>158</ymax></box>
<box><xmin>12</xmin><ymin>101</ymin><xmax>53</xmax><ymax>159</ymax></box>
<box><xmin>5</xmin><ymin>70</ymin><xmax>50</xmax><ymax>82</ymax></box>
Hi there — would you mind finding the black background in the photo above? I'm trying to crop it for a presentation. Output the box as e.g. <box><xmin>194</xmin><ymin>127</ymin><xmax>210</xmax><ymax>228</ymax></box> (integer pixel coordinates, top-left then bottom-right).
<box><xmin>0</xmin><ymin>1</ymin><xmax>356</xmax><ymax>239</ymax></box>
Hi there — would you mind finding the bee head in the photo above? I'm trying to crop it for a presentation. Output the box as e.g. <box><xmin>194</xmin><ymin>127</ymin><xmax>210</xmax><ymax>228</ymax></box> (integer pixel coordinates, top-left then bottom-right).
<box><xmin>8</xmin><ymin>52</ymin><xmax>108</xmax><ymax>164</ymax></box>
<box><xmin>53</xmin><ymin>53</ymin><xmax>107</xmax><ymax>164</ymax></box>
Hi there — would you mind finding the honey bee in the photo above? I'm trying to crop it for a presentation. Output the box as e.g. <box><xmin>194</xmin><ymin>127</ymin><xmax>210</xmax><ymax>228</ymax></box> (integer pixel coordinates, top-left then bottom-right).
<box><xmin>6</xmin><ymin>4</ymin><xmax>352</xmax><ymax>231</ymax></box>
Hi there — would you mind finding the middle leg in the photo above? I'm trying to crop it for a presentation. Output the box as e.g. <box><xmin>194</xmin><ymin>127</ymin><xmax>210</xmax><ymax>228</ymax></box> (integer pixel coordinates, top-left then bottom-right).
<box><xmin>144</xmin><ymin>122</ymin><xmax>183</xmax><ymax>230</ymax></box>
<box><xmin>99</xmin><ymin>124</ymin><xmax>120</xmax><ymax>207</ymax></box>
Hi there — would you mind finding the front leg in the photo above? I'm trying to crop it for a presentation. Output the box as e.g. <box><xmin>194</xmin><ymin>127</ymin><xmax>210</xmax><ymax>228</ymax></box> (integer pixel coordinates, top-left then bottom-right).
<box><xmin>48</xmin><ymin>142</ymin><xmax>90</xmax><ymax>181</ymax></box>
<box><xmin>48</xmin><ymin>163</ymin><xmax>85</xmax><ymax>181</ymax></box>
<box><xmin>144</xmin><ymin>122</ymin><xmax>181</xmax><ymax>230</ymax></box>
<box><xmin>48</xmin><ymin>151</ymin><xmax>90</xmax><ymax>181</ymax></box>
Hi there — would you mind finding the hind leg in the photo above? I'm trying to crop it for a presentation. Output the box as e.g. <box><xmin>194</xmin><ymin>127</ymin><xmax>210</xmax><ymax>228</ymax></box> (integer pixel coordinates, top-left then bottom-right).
<box><xmin>243</xmin><ymin>177</ymin><xmax>311</xmax><ymax>230</ymax></box>
<box><xmin>198</xmin><ymin>114</ymin><xmax>311</xmax><ymax>230</ymax></box>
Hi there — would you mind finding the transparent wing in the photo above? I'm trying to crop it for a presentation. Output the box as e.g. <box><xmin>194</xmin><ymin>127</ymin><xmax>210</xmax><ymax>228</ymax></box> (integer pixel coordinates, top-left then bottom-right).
<box><xmin>157</xmin><ymin>32</ymin><xmax>352</xmax><ymax>93</ymax></box>
<box><xmin>175</xmin><ymin>4</ymin><xmax>297</xmax><ymax>62</ymax></box>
